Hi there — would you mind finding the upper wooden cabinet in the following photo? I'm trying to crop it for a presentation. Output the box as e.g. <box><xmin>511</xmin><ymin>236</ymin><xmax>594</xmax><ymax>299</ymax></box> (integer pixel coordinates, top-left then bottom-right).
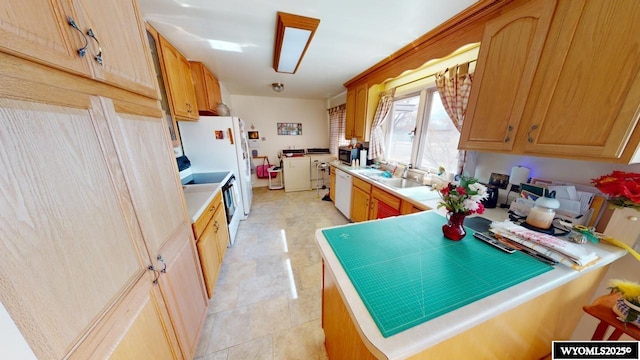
<box><xmin>460</xmin><ymin>0</ymin><xmax>640</xmax><ymax>163</ymax></box>
<box><xmin>190</xmin><ymin>61</ymin><xmax>223</xmax><ymax>116</ymax></box>
<box><xmin>345</xmin><ymin>83</ymin><xmax>369</xmax><ymax>140</ymax></box>
<box><xmin>0</xmin><ymin>0</ymin><xmax>158</xmax><ymax>99</ymax></box>
<box><xmin>459</xmin><ymin>0</ymin><xmax>556</xmax><ymax>151</ymax></box>
<box><xmin>517</xmin><ymin>0</ymin><xmax>640</xmax><ymax>161</ymax></box>
<box><xmin>158</xmin><ymin>35</ymin><xmax>199</xmax><ymax>121</ymax></box>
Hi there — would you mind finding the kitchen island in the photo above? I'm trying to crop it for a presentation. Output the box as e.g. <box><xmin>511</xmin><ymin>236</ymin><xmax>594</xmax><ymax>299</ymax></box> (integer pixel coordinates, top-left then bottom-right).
<box><xmin>316</xmin><ymin>211</ymin><xmax>626</xmax><ymax>360</ymax></box>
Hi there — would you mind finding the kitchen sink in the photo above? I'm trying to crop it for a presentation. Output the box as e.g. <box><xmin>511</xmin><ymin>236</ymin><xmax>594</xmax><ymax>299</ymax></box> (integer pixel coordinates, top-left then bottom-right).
<box><xmin>369</xmin><ymin>176</ymin><xmax>424</xmax><ymax>189</ymax></box>
<box><xmin>350</xmin><ymin>168</ymin><xmax>385</xmax><ymax>177</ymax></box>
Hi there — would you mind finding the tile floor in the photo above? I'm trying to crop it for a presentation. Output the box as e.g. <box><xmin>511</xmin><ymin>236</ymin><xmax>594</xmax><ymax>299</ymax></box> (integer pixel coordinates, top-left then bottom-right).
<box><xmin>194</xmin><ymin>187</ymin><xmax>348</xmax><ymax>360</ymax></box>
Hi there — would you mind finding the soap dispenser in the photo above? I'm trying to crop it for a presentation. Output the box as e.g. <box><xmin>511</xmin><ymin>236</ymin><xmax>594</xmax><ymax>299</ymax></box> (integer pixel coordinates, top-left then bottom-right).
<box><xmin>525</xmin><ymin>191</ymin><xmax>560</xmax><ymax>230</ymax></box>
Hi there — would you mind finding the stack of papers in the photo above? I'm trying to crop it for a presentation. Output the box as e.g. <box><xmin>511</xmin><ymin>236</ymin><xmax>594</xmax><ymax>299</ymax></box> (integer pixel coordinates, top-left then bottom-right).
<box><xmin>491</xmin><ymin>221</ymin><xmax>599</xmax><ymax>270</ymax></box>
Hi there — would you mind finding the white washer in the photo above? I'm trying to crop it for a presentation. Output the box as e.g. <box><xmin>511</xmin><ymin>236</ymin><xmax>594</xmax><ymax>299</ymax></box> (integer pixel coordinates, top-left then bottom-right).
<box><xmin>282</xmin><ymin>156</ymin><xmax>311</xmax><ymax>192</ymax></box>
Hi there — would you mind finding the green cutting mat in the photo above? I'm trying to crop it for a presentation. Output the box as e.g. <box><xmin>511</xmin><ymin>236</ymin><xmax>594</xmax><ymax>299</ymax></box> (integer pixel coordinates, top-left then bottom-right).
<box><xmin>322</xmin><ymin>211</ymin><xmax>553</xmax><ymax>338</ymax></box>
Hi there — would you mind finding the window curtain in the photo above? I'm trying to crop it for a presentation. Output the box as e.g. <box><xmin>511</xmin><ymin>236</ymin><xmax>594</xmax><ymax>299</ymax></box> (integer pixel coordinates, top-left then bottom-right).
<box><xmin>368</xmin><ymin>89</ymin><xmax>395</xmax><ymax>160</ymax></box>
<box><xmin>435</xmin><ymin>62</ymin><xmax>474</xmax><ymax>175</ymax></box>
<box><xmin>328</xmin><ymin>104</ymin><xmax>349</xmax><ymax>156</ymax></box>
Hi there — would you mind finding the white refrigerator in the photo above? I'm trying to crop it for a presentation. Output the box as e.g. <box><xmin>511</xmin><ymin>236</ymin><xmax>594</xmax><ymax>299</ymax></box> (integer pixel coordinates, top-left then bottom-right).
<box><xmin>178</xmin><ymin>117</ymin><xmax>253</xmax><ymax>219</ymax></box>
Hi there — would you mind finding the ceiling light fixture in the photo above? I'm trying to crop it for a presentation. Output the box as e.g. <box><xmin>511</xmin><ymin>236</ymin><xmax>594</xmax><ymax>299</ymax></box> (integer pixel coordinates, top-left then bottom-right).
<box><xmin>273</xmin><ymin>12</ymin><xmax>320</xmax><ymax>74</ymax></box>
<box><xmin>272</xmin><ymin>83</ymin><xmax>284</xmax><ymax>92</ymax></box>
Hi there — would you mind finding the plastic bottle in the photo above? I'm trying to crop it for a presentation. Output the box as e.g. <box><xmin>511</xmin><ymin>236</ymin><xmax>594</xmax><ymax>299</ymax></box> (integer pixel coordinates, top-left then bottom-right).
<box><xmin>351</xmin><ymin>159</ymin><xmax>356</xmax><ymax>167</ymax></box>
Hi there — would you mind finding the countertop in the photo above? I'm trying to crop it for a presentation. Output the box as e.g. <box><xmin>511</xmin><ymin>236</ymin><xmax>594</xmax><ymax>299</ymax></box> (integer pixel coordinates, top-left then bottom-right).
<box><xmin>315</xmin><ymin>211</ymin><xmax>627</xmax><ymax>360</ymax></box>
<box><xmin>181</xmin><ymin>171</ymin><xmax>232</xmax><ymax>223</ymax></box>
<box><xmin>329</xmin><ymin>161</ymin><xmax>508</xmax><ymax>222</ymax></box>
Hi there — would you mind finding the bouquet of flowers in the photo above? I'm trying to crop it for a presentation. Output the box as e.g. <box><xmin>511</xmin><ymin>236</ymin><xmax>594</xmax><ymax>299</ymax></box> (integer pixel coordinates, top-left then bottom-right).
<box><xmin>432</xmin><ymin>175</ymin><xmax>488</xmax><ymax>215</ymax></box>
<box><xmin>591</xmin><ymin>171</ymin><xmax>640</xmax><ymax>210</ymax></box>
<box><xmin>609</xmin><ymin>278</ymin><xmax>640</xmax><ymax>325</ymax></box>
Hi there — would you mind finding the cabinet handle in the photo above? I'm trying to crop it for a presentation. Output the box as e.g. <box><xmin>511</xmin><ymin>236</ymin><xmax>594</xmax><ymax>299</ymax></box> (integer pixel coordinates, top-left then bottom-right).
<box><xmin>209</xmin><ymin>205</ymin><xmax>215</xmax><ymax>212</ymax></box>
<box><xmin>157</xmin><ymin>255</ymin><xmax>167</xmax><ymax>273</ymax></box>
<box><xmin>67</xmin><ymin>17</ymin><xmax>88</xmax><ymax>58</ymax></box>
<box><xmin>86</xmin><ymin>29</ymin><xmax>103</xmax><ymax>66</ymax></box>
<box><xmin>186</xmin><ymin>103</ymin><xmax>193</xmax><ymax>113</ymax></box>
<box><xmin>527</xmin><ymin>124</ymin><xmax>539</xmax><ymax>143</ymax></box>
<box><xmin>214</xmin><ymin>220</ymin><xmax>219</xmax><ymax>232</ymax></box>
<box><xmin>148</xmin><ymin>265</ymin><xmax>160</xmax><ymax>284</ymax></box>
<box><xmin>504</xmin><ymin>125</ymin><xmax>513</xmax><ymax>143</ymax></box>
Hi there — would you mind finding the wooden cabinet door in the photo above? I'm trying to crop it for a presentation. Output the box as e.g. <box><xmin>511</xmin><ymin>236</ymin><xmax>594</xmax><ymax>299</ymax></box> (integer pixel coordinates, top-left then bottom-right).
<box><xmin>345</xmin><ymin>83</ymin><xmax>369</xmax><ymax>140</ymax></box>
<box><xmin>0</xmin><ymin>0</ymin><xmax>92</xmax><ymax>78</ymax></box>
<box><xmin>158</xmin><ymin>35</ymin><xmax>198</xmax><ymax>121</ymax></box>
<box><xmin>214</xmin><ymin>205</ymin><xmax>230</xmax><ymax>262</ymax></box>
<box><xmin>104</xmin><ymin>101</ymin><xmax>185</xmax><ymax>255</ymax></box>
<box><xmin>108</xmin><ymin>283</ymin><xmax>179</xmax><ymax>360</ymax></box>
<box><xmin>0</xmin><ymin>96</ymin><xmax>150</xmax><ymax>359</ymax></box>
<box><xmin>190</xmin><ymin>61</ymin><xmax>222</xmax><ymax>115</ymax></box>
<box><xmin>519</xmin><ymin>0</ymin><xmax>640</xmax><ymax>160</ymax></box>
<box><xmin>330</xmin><ymin>170</ymin><xmax>336</xmax><ymax>202</ymax></box>
<box><xmin>156</xmin><ymin>225</ymin><xmax>209</xmax><ymax>360</ymax></box>
<box><xmin>350</xmin><ymin>185</ymin><xmax>370</xmax><ymax>222</ymax></box>
<box><xmin>103</xmin><ymin>99</ymin><xmax>207</xmax><ymax>359</ymax></box>
<box><xmin>354</xmin><ymin>83</ymin><xmax>369</xmax><ymax>139</ymax></box>
<box><xmin>459</xmin><ymin>0</ymin><xmax>555</xmax><ymax>151</ymax></box>
<box><xmin>72</xmin><ymin>0</ymin><xmax>158</xmax><ymax>98</ymax></box>
<box><xmin>345</xmin><ymin>88</ymin><xmax>356</xmax><ymax>139</ymax></box>
<box><xmin>71</xmin><ymin>273</ymin><xmax>181</xmax><ymax>359</ymax></box>
<box><xmin>197</xmin><ymin>216</ymin><xmax>221</xmax><ymax>299</ymax></box>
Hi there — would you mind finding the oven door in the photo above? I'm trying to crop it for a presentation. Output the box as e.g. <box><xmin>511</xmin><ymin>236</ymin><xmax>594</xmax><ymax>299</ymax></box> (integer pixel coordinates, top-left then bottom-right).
<box><xmin>221</xmin><ymin>175</ymin><xmax>237</xmax><ymax>224</ymax></box>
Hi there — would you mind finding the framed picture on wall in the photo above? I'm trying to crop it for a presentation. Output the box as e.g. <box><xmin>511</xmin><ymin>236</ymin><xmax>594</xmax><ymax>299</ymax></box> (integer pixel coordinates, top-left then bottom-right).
<box><xmin>277</xmin><ymin>122</ymin><xmax>302</xmax><ymax>135</ymax></box>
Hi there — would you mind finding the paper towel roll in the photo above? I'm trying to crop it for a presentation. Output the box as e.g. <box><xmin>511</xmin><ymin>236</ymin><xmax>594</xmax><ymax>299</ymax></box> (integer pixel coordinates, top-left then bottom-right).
<box><xmin>359</xmin><ymin>150</ymin><xmax>367</xmax><ymax>167</ymax></box>
<box><xmin>509</xmin><ymin>166</ymin><xmax>530</xmax><ymax>185</ymax></box>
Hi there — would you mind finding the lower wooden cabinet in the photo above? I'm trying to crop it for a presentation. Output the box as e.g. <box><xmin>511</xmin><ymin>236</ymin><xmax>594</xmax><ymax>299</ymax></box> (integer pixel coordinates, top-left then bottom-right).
<box><xmin>330</xmin><ymin>168</ymin><xmax>336</xmax><ymax>202</ymax></box>
<box><xmin>156</xmin><ymin>225</ymin><xmax>208</xmax><ymax>360</ymax></box>
<box><xmin>369</xmin><ymin>187</ymin><xmax>402</xmax><ymax>219</ymax></box>
<box><xmin>193</xmin><ymin>190</ymin><xmax>229</xmax><ymax>298</ymax></box>
<box><xmin>351</xmin><ymin>177</ymin><xmax>372</xmax><ymax>222</ymax></box>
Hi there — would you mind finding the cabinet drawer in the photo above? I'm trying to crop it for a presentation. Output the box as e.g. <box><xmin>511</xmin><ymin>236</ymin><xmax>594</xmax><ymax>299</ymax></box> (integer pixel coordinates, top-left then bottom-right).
<box><xmin>193</xmin><ymin>190</ymin><xmax>222</xmax><ymax>240</ymax></box>
<box><xmin>371</xmin><ymin>187</ymin><xmax>401</xmax><ymax>210</ymax></box>
<box><xmin>352</xmin><ymin>177</ymin><xmax>372</xmax><ymax>193</ymax></box>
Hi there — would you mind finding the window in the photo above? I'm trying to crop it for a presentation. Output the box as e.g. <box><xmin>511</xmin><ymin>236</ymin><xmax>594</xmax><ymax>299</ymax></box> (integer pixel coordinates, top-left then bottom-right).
<box><xmin>384</xmin><ymin>88</ymin><xmax>460</xmax><ymax>173</ymax></box>
<box><xmin>384</xmin><ymin>95</ymin><xmax>420</xmax><ymax>164</ymax></box>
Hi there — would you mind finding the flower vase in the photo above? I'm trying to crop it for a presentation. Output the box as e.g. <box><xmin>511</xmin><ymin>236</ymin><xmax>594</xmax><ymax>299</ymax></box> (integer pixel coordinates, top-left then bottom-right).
<box><xmin>443</xmin><ymin>212</ymin><xmax>467</xmax><ymax>241</ymax></box>
<box><xmin>612</xmin><ymin>298</ymin><xmax>640</xmax><ymax>328</ymax></box>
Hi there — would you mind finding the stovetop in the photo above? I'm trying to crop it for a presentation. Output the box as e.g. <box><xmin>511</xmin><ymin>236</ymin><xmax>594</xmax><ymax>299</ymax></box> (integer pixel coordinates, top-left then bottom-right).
<box><xmin>306</xmin><ymin>148</ymin><xmax>331</xmax><ymax>154</ymax></box>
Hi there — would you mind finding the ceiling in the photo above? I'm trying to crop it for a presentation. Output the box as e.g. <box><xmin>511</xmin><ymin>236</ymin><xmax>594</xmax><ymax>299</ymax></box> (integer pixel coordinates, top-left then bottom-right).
<box><xmin>138</xmin><ymin>0</ymin><xmax>477</xmax><ymax>100</ymax></box>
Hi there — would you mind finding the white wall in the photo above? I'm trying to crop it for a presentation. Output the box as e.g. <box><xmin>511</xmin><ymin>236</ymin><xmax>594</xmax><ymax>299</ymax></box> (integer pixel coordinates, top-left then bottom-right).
<box><xmin>475</xmin><ymin>152</ymin><xmax>640</xmax><ymax>340</ymax></box>
<box><xmin>229</xmin><ymin>95</ymin><xmax>329</xmax><ymax>187</ymax></box>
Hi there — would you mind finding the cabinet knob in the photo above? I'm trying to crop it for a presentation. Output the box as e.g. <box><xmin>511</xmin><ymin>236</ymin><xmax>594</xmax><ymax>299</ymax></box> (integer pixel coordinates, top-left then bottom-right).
<box><xmin>67</xmin><ymin>16</ymin><xmax>88</xmax><ymax>58</ymax></box>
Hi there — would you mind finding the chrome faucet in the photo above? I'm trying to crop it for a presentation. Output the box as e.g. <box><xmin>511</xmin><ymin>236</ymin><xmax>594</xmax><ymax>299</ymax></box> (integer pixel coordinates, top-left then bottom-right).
<box><xmin>402</xmin><ymin>164</ymin><xmax>412</xmax><ymax>179</ymax></box>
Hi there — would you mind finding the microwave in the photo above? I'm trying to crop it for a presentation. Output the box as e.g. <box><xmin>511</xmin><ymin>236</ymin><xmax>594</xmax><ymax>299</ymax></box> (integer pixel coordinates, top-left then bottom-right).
<box><xmin>338</xmin><ymin>146</ymin><xmax>372</xmax><ymax>166</ymax></box>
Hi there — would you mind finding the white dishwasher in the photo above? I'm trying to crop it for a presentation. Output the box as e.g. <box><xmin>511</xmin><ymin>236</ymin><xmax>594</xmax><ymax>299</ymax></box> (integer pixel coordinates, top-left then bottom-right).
<box><xmin>334</xmin><ymin>168</ymin><xmax>352</xmax><ymax>219</ymax></box>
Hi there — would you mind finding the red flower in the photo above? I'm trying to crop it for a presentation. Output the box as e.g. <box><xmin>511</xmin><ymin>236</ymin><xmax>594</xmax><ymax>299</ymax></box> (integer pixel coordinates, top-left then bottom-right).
<box><xmin>456</xmin><ymin>186</ymin><xmax>466</xmax><ymax>196</ymax></box>
<box><xmin>592</xmin><ymin>171</ymin><xmax>640</xmax><ymax>209</ymax></box>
